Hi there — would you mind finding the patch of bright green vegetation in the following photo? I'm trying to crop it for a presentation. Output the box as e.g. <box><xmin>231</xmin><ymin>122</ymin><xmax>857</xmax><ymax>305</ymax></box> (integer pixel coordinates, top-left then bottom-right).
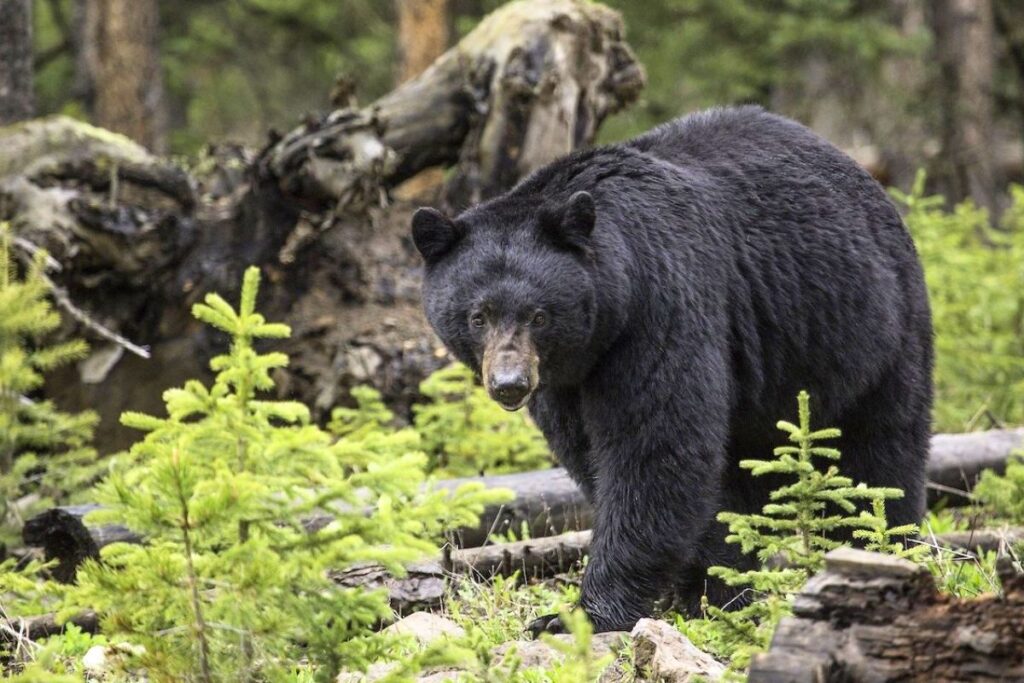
<box><xmin>331</xmin><ymin>362</ymin><xmax>552</xmax><ymax>478</ymax></box>
<box><xmin>3</xmin><ymin>267</ymin><xmax>509</xmax><ymax>682</ymax></box>
<box><xmin>0</xmin><ymin>225</ymin><xmax>99</xmax><ymax>548</ymax></box>
<box><xmin>895</xmin><ymin>175</ymin><xmax>1024</xmax><ymax>432</ymax></box>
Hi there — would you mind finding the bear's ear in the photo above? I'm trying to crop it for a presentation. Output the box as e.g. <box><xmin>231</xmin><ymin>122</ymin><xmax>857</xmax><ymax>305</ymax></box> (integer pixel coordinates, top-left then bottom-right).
<box><xmin>412</xmin><ymin>207</ymin><xmax>464</xmax><ymax>263</ymax></box>
<box><xmin>539</xmin><ymin>191</ymin><xmax>595</xmax><ymax>253</ymax></box>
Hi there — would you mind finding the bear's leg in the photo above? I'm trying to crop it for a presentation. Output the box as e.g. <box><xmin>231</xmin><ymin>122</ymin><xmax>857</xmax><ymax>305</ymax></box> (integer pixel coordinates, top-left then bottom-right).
<box><xmin>670</xmin><ymin>480</ymin><xmax>761</xmax><ymax>615</ymax></box>
<box><xmin>530</xmin><ymin>343</ymin><xmax>732</xmax><ymax>634</ymax></box>
<box><xmin>832</xmin><ymin>364</ymin><xmax>931</xmax><ymax>529</ymax></box>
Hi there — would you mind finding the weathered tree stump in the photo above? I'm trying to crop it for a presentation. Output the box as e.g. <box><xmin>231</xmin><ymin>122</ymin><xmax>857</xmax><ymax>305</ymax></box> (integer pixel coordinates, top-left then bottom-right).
<box><xmin>748</xmin><ymin>547</ymin><xmax>1024</xmax><ymax>682</ymax></box>
<box><xmin>0</xmin><ymin>0</ymin><xmax>644</xmax><ymax>452</ymax></box>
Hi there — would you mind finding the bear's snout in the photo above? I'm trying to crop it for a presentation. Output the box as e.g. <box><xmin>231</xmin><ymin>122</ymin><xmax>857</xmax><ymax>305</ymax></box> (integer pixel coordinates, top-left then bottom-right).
<box><xmin>489</xmin><ymin>367</ymin><xmax>533</xmax><ymax>410</ymax></box>
<box><xmin>482</xmin><ymin>327</ymin><xmax>539</xmax><ymax>411</ymax></box>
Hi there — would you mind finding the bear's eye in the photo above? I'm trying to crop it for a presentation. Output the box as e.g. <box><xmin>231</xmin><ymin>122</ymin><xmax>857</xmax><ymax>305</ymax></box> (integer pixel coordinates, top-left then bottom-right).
<box><xmin>531</xmin><ymin>311</ymin><xmax>547</xmax><ymax>327</ymax></box>
<box><xmin>470</xmin><ymin>312</ymin><xmax>486</xmax><ymax>328</ymax></box>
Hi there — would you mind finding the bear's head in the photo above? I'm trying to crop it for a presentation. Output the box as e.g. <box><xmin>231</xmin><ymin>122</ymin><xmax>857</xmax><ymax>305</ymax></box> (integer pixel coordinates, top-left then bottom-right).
<box><xmin>412</xmin><ymin>191</ymin><xmax>599</xmax><ymax>410</ymax></box>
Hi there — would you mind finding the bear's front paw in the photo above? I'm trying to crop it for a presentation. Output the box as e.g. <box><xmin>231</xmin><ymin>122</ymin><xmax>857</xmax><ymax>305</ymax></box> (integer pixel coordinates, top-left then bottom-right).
<box><xmin>525</xmin><ymin>613</ymin><xmax>566</xmax><ymax>638</ymax></box>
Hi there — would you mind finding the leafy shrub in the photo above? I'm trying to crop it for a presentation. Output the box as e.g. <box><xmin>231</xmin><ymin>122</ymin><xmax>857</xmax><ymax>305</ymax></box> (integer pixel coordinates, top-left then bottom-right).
<box><xmin>0</xmin><ymin>224</ymin><xmax>99</xmax><ymax>547</ymax></box>
<box><xmin>413</xmin><ymin>363</ymin><xmax>551</xmax><ymax>477</ymax></box>
<box><xmin>894</xmin><ymin>175</ymin><xmax>1024</xmax><ymax>432</ymax></box>
<box><xmin>59</xmin><ymin>267</ymin><xmax>508</xmax><ymax>682</ymax></box>
<box><xmin>331</xmin><ymin>364</ymin><xmax>552</xmax><ymax>478</ymax></box>
<box><xmin>973</xmin><ymin>452</ymin><xmax>1024</xmax><ymax>525</ymax></box>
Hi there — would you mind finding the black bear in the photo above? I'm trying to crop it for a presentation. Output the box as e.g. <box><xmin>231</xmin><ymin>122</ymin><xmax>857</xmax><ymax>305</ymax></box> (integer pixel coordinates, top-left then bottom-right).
<box><xmin>411</xmin><ymin>106</ymin><xmax>933</xmax><ymax>634</ymax></box>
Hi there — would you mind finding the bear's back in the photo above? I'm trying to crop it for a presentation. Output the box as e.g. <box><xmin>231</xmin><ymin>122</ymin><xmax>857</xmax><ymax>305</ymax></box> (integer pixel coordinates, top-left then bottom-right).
<box><xmin>624</xmin><ymin>107</ymin><xmax>928</xmax><ymax>422</ymax></box>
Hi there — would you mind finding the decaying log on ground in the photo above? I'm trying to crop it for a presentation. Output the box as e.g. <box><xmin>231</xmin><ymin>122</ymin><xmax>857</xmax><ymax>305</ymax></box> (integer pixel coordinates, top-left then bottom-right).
<box><xmin>927</xmin><ymin>428</ymin><xmax>1024</xmax><ymax>501</ymax></box>
<box><xmin>1</xmin><ymin>611</ymin><xmax>99</xmax><ymax>642</ymax></box>
<box><xmin>20</xmin><ymin>467</ymin><xmax>593</xmax><ymax>581</ymax></box>
<box><xmin>446</xmin><ymin>529</ymin><xmax>591</xmax><ymax>579</ymax></box>
<box><xmin>933</xmin><ymin>526</ymin><xmax>1024</xmax><ymax>555</ymax></box>
<box><xmin>0</xmin><ymin>0</ymin><xmax>644</xmax><ymax>453</ymax></box>
<box><xmin>330</xmin><ymin>562</ymin><xmax>449</xmax><ymax>616</ymax></box>
<box><xmin>438</xmin><ymin>468</ymin><xmax>593</xmax><ymax>547</ymax></box>
<box><xmin>19</xmin><ymin>428</ymin><xmax>1024</xmax><ymax>581</ymax></box>
<box><xmin>748</xmin><ymin>547</ymin><xmax>1024</xmax><ymax>683</ymax></box>
<box><xmin>262</xmin><ymin>0</ymin><xmax>644</xmax><ymax>211</ymax></box>
<box><xmin>330</xmin><ymin>531</ymin><xmax>592</xmax><ymax>615</ymax></box>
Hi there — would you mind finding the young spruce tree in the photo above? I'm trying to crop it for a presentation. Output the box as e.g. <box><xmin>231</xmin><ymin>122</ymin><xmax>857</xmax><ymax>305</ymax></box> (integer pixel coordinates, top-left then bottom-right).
<box><xmin>67</xmin><ymin>267</ymin><xmax>507</xmax><ymax>682</ymax></box>
<box><xmin>686</xmin><ymin>390</ymin><xmax>923</xmax><ymax>670</ymax></box>
<box><xmin>0</xmin><ymin>224</ymin><xmax>98</xmax><ymax>546</ymax></box>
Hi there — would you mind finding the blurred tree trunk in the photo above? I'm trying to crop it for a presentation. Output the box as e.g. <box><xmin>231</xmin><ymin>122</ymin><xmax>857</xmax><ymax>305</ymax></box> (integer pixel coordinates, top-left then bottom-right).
<box><xmin>930</xmin><ymin>0</ymin><xmax>999</xmax><ymax>217</ymax></box>
<box><xmin>0</xmin><ymin>0</ymin><xmax>34</xmax><ymax>125</ymax></box>
<box><xmin>86</xmin><ymin>0</ymin><xmax>166</xmax><ymax>153</ymax></box>
<box><xmin>394</xmin><ymin>0</ymin><xmax>451</xmax><ymax>198</ymax></box>
<box><xmin>71</xmin><ymin>0</ymin><xmax>97</xmax><ymax>108</ymax></box>
<box><xmin>994</xmin><ymin>0</ymin><xmax>1024</xmax><ymax>150</ymax></box>
<box><xmin>866</xmin><ymin>0</ymin><xmax>929</xmax><ymax>191</ymax></box>
<box><xmin>396</xmin><ymin>0</ymin><xmax>450</xmax><ymax>84</ymax></box>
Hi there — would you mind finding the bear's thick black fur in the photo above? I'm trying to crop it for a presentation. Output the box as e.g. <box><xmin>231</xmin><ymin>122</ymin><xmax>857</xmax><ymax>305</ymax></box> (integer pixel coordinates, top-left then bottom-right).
<box><xmin>412</xmin><ymin>106</ymin><xmax>933</xmax><ymax>633</ymax></box>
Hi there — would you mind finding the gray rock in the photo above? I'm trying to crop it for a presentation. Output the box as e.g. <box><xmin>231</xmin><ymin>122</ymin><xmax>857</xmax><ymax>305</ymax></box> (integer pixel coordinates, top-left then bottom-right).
<box><xmin>336</xmin><ymin>613</ymin><xmax>467</xmax><ymax>682</ymax></box>
<box><xmin>631</xmin><ymin>618</ymin><xmax>725</xmax><ymax>682</ymax></box>
<box><xmin>383</xmin><ymin>612</ymin><xmax>466</xmax><ymax>644</ymax></box>
<box><xmin>493</xmin><ymin>631</ymin><xmax>628</xmax><ymax>670</ymax></box>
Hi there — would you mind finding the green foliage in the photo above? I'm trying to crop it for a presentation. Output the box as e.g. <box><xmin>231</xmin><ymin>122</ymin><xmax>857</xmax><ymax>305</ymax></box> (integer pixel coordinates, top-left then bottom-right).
<box><xmin>538</xmin><ymin>609</ymin><xmax>616</xmax><ymax>682</ymax></box>
<box><xmin>446</xmin><ymin>573</ymin><xmax>579</xmax><ymax>652</ymax></box>
<box><xmin>444</xmin><ymin>578</ymin><xmax>617</xmax><ymax>683</ymax></box>
<box><xmin>412</xmin><ymin>363</ymin><xmax>552</xmax><ymax>477</ymax></box>
<box><xmin>0</xmin><ymin>225</ymin><xmax>99</xmax><ymax>546</ymax></box>
<box><xmin>924</xmin><ymin>547</ymin><xmax>1003</xmax><ymax>600</ymax></box>
<box><xmin>598</xmin><ymin>0</ymin><xmax>915</xmax><ymax>142</ymax></box>
<box><xmin>682</xmin><ymin>391</ymin><xmax>917</xmax><ymax>670</ymax></box>
<box><xmin>894</xmin><ymin>174</ymin><xmax>1024</xmax><ymax>432</ymax></box>
<box><xmin>329</xmin><ymin>364</ymin><xmax>552</xmax><ymax>478</ymax></box>
<box><xmin>973</xmin><ymin>453</ymin><xmax>1024</xmax><ymax>524</ymax></box>
<box><xmin>60</xmin><ymin>267</ymin><xmax>509</xmax><ymax>682</ymax></box>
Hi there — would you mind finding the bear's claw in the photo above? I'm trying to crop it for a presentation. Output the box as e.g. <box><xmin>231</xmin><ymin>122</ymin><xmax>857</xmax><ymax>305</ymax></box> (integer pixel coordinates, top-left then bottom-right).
<box><xmin>526</xmin><ymin>613</ymin><xmax>566</xmax><ymax>637</ymax></box>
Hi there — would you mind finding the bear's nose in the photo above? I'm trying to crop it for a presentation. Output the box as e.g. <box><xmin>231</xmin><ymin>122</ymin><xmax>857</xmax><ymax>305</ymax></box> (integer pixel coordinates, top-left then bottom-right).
<box><xmin>489</xmin><ymin>373</ymin><xmax>531</xmax><ymax>409</ymax></box>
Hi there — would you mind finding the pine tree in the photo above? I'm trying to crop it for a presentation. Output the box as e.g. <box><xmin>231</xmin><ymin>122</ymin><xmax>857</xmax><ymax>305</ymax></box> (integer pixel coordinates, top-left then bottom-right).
<box><xmin>66</xmin><ymin>267</ymin><xmax>508</xmax><ymax>681</ymax></box>
<box><xmin>692</xmin><ymin>391</ymin><xmax>917</xmax><ymax>670</ymax></box>
<box><xmin>0</xmin><ymin>224</ymin><xmax>98</xmax><ymax>546</ymax></box>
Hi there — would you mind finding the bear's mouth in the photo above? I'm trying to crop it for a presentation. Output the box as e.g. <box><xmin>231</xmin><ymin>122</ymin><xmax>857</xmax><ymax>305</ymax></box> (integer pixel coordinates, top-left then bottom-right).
<box><xmin>493</xmin><ymin>391</ymin><xmax>534</xmax><ymax>412</ymax></box>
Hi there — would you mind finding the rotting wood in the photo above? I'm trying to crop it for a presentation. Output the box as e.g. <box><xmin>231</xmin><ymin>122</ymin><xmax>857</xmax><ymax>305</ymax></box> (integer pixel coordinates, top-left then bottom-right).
<box><xmin>748</xmin><ymin>547</ymin><xmax>1024</xmax><ymax>683</ymax></box>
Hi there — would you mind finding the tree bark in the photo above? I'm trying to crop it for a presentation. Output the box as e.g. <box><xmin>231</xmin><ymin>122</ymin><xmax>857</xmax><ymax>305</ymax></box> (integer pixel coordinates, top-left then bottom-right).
<box><xmin>748</xmin><ymin>547</ymin><xmax>1024</xmax><ymax>682</ymax></box>
<box><xmin>929</xmin><ymin>0</ymin><xmax>1000</xmax><ymax>216</ymax></box>
<box><xmin>396</xmin><ymin>0</ymin><xmax>450</xmax><ymax>85</ymax></box>
<box><xmin>87</xmin><ymin>0</ymin><xmax>166</xmax><ymax>152</ymax></box>
<box><xmin>0</xmin><ymin>0</ymin><xmax>34</xmax><ymax>125</ymax></box>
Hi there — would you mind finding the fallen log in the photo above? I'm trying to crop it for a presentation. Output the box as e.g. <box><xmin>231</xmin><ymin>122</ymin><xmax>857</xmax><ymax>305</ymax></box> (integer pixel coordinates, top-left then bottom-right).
<box><xmin>19</xmin><ymin>428</ymin><xmax>1024</xmax><ymax>582</ymax></box>
<box><xmin>1</xmin><ymin>611</ymin><xmax>99</xmax><ymax>642</ymax></box>
<box><xmin>329</xmin><ymin>531</ymin><xmax>592</xmax><ymax>615</ymax></box>
<box><xmin>931</xmin><ymin>526</ymin><xmax>1024</xmax><ymax>555</ymax></box>
<box><xmin>747</xmin><ymin>547</ymin><xmax>1024</xmax><ymax>682</ymax></box>
<box><xmin>6</xmin><ymin>533</ymin><xmax>591</xmax><ymax>638</ymax></box>
<box><xmin>927</xmin><ymin>428</ymin><xmax>1024</xmax><ymax>501</ymax></box>
<box><xmin>21</xmin><ymin>466</ymin><xmax>594</xmax><ymax>581</ymax></box>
